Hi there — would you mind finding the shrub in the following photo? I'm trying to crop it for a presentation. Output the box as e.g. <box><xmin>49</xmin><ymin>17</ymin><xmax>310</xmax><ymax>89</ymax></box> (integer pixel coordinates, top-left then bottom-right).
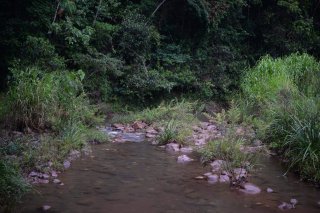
<box><xmin>235</xmin><ymin>53</ymin><xmax>320</xmax><ymax>182</ymax></box>
<box><xmin>1</xmin><ymin>66</ymin><xmax>95</xmax><ymax>131</ymax></box>
<box><xmin>0</xmin><ymin>159</ymin><xmax>30</xmax><ymax>211</ymax></box>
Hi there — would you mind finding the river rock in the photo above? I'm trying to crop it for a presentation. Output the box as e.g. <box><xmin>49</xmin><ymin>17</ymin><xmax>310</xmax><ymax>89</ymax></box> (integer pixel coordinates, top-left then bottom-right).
<box><xmin>63</xmin><ymin>160</ymin><xmax>71</xmax><ymax>169</ymax></box>
<box><xmin>290</xmin><ymin>198</ymin><xmax>298</xmax><ymax>206</ymax></box>
<box><xmin>69</xmin><ymin>150</ymin><xmax>81</xmax><ymax>159</ymax></box>
<box><xmin>42</xmin><ymin>174</ymin><xmax>50</xmax><ymax>179</ymax></box>
<box><xmin>42</xmin><ymin>205</ymin><xmax>51</xmax><ymax>211</ymax></box>
<box><xmin>37</xmin><ymin>179</ymin><xmax>49</xmax><ymax>184</ymax></box>
<box><xmin>180</xmin><ymin>147</ymin><xmax>193</xmax><ymax>153</ymax></box>
<box><xmin>166</xmin><ymin>143</ymin><xmax>180</xmax><ymax>152</ymax></box>
<box><xmin>146</xmin><ymin>133</ymin><xmax>157</xmax><ymax>138</ymax></box>
<box><xmin>219</xmin><ymin>174</ymin><xmax>230</xmax><ymax>183</ymax></box>
<box><xmin>210</xmin><ymin>160</ymin><xmax>225</xmax><ymax>173</ymax></box>
<box><xmin>266</xmin><ymin>187</ymin><xmax>274</xmax><ymax>193</ymax></box>
<box><xmin>53</xmin><ymin>179</ymin><xmax>61</xmax><ymax>184</ymax></box>
<box><xmin>240</xmin><ymin>183</ymin><xmax>261</xmax><ymax>195</ymax></box>
<box><xmin>146</xmin><ymin>127</ymin><xmax>158</xmax><ymax>134</ymax></box>
<box><xmin>177</xmin><ymin>155</ymin><xmax>194</xmax><ymax>163</ymax></box>
<box><xmin>207</xmin><ymin>174</ymin><xmax>219</xmax><ymax>184</ymax></box>
<box><xmin>234</xmin><ymin>168</ymin><xmax>247</xmax><ymax>180</ymax></box>
<box><xmin>132</xmin><ymin>121</ymin><xmax>147</xmax><ymax>130</ymax></box>
<box><xmin>29</xmin><ymin>171</ymin><xmax>40</xmax><ymax>177</ymax></box>
<box><xmin>51</xmin><ymin>171</ymin><xmax>58</xmax><ymax>178</ymax></box>
<box><xmin>194</xmin><ymin>176</ymin><xmax>205</xmax><ymax>180</ymax></box>
<box><xmin>278</xmin><ymin>202</ymin><xmax>294</xmax><ymax>210</ymax></box>
<box><xmin>112</xmin><ymin>123</ymin><xmax>125</xmax><ymax>131</ymax></box>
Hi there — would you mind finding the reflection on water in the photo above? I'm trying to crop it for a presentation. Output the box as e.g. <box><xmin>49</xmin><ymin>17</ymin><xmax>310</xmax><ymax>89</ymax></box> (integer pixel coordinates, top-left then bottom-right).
<box><xmin>20</xmin><ymin>142</ymin><xmax>320</xmax><ymax>213</ymax></box>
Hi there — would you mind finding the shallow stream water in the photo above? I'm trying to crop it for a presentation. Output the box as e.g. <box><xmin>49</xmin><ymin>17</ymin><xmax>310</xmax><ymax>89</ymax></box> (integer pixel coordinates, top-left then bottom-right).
<box><xmin>20</xmin><ymin>139</ymin><xmax>320</xmax><ymax>213</ymax></box>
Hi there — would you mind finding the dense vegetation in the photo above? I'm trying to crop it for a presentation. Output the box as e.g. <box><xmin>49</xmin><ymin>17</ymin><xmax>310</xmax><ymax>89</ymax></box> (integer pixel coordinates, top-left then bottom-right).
<box><xmin>0</xmin><ymin>0</ymin><xmax>320</xmax><ymax>210</ymax></box>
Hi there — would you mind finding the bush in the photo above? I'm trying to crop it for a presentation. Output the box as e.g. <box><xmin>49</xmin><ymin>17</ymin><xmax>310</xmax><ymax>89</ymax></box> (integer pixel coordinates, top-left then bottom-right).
<box><xmin>2</xmin><ymin>66</ymin><xmax>95</xmax><ymax>131</ymax></box>
<box><xmin>0</xmin><ymin>159</ymin><xmax>30</xmax><ymax>211</ymax></box>
<box><xmin>235</xmin><ymin>53</ymin><xmax>320</xmax><ymax>182</ymax></box>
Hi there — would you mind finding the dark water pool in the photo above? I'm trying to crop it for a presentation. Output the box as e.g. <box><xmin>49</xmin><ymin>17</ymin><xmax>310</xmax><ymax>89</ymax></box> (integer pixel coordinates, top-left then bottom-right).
<box><xmin>19</xmin><ymin>142</ymin><xmax>320</xmax><ymax>213</ymax></box>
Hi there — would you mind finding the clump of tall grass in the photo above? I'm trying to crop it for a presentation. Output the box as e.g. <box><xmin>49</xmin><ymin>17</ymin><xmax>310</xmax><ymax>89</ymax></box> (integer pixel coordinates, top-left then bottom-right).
<box><xmin>0</xmin><ymin>159</ymin><xmax>30</xmax><ymax>211</ymax></box>
<box><xmin>234</xmin><ymin>53</ymin><xmax>320</xmax><ymax>182</ymax></box>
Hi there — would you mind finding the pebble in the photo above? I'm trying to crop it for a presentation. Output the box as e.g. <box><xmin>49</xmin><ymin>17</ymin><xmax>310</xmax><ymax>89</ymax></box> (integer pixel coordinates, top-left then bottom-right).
<box><xmin>42</xmin><ymin>205</ymin><xmax>51</xmax><ymax>211</ymax></box>
<box><xmin>53</xmin><ymin>179</ymin><xmax>61</xmax><ymax>184</ymax></box>
<box><xmin>177</xmin><ymin>155</ymin><xmax>194</xmax><ymax>163</ymax></box>
<box><xmin>266</xmin><ymin>187</ymin><xmax>274</xmax><ymax>193</ymax></box>
<box><xmin>194</xmin><ymin>176</ymin><xmax>205</xmax><ymax>180</ymax></box>
<box><xmin>63</xmin><ymin>160</ymin><xmax>71</xmax><ymax>169</ymax></box>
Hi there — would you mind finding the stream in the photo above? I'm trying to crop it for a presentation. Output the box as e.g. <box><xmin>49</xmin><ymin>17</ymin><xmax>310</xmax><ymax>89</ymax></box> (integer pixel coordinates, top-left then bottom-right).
<box><xmin>19</xmin><ymin>132</ymin><xmax>320</xmax><ymax>213</ymax></box>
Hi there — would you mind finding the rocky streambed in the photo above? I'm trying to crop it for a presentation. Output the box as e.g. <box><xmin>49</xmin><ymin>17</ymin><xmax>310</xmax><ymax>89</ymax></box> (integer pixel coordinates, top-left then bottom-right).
<box><xmin>19</xmin><ymin>121</ymin><xmax>320</xmax><ymax>212</ymax></box>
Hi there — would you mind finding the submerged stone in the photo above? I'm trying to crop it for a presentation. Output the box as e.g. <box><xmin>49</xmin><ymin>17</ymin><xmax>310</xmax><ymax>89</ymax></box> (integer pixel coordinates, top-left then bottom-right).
<box><xmin>240</xmin><ymin>183</ymin><xmax>261</xmax><ymax>195</ymax></box>
<box><xmin>177</xmin><ymin>155</ymin><xmax>194</xmax><ymax>163</ymax></box>
<box><xmin>166</xmin><ymin>143</ymin><xmax>180</xmax><ymax>152</ymax></box>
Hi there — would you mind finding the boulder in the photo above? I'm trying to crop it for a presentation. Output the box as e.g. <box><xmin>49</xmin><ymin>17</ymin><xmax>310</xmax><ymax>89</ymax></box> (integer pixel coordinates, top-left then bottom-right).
<box><xmin>146</xmin><ymin>127</ymin><xmax>158</xmax><ymax>134</ymax></box>
<box><xmin>112</xmin><ymin>123</ymin><xmax>125</xmax><ymax>130</ymax></box>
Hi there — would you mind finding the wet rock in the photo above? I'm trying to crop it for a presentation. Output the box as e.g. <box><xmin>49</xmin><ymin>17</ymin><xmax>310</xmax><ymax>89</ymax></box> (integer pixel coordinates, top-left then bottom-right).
<box><xmin>42</xmin><ymin>174</ymin><xmax>50</xmax><ymax>179</ymax></box>
<box><xmin>219</xmin><ymin>175</ymin><xmax>230</xmax><ymax>183</ymax></box>
<box><xmin>69</xmin><ymin>150</ymin><xmax>81</xmax><ymax>159</ymax></box>
<box><xmin>194</xmin><ymin>176</ymin><xmax>205</xmax><ymax>180</ymax></box>
<box><xmin>53</xmin><ymin>179</ymin><xmax>61</xmax><ymax>184</ymax></box>
<box><xmin>290</xmin><ymin>198</ymin><xmax>298</xmax><ymax>206</ymax></box>
<box><xmin>278</xmin><ymin>202</ymin><xmax>294</xmax><ymax>210</ymax></box>
<box><xmin>203</xmin><ymin>172</ymin><xmax>212</xmax><ymax>177</ymax></box>
<box><xmin>42</xmin><ymin>205</ymin><xmax>51</xmax><ymax>211</ymax></box>
<box><xmin>208</xmin><ymin>174</ymin><xmax>219</xmax><ymax>184</ymax></box>
<box><xmin>146</xmin><ymin>127</ymin><xmax>158</xmax><ymax>134</ymax></box>
<box><xmin>234</xmin><ymin>168</ymin><xmax>247</xmax><ymax>180</ymax></box>
<box><xmin>151</xmin><ymin>140</ymin><xmax>158</xmax><ymax>145</ymax></box>
<box><xmin>132</xmin><ymin>121</ymin><xmax>147</xmax><ymax>130</ymax></box>
<box><xmin>112</xmin><ymin>123</ymin><xmax>125</xmax><ymax>131</ymax></box>
<box><xmin>37</xmin><ymin>179</ymin><xmax>49</xmax><ymax>184</ymax></box>
<box><xmin>166</xmin><ymin>143</ymin><xmax>180</xmax><ymax>152</ymax></box>
<box><xmin>240</xmin><ymin>183</ymin><xmax>261</xmax><ymax>195</ymax></box>
<box><xmin>210</xmin><ymin>160</ymin><xmax>225</xmax><ymax>173</ymax></box>
<box><xmin>51</xmin><ymin>171</ymin><xmax>58</xmax><ymax>178</ymax></box>
<box><xmin>177</xmin><ymin>155</ymin><xmax>194</xmax><ymax>163</ymax></box>
<box><xmin>146</xmin><ymin>133</ymin><xmax>157</xmax><ymax>138</ymax></box>
<box><xmin>180</xmin><ymin>147</ymin><xmax>193</xmax><ymax>153</ymax></box>
<box><xmin>63</xmin><ymin>160</ymin><xmax>71</xmax><ymax>169</ymax></box>
<box><xmin>29</xmin><ymin>171</ymin><xmax>40</xmax><ymax>177</ymax></box>
<box><xmin>266</xmin><ymin>187</ymin><xmax>274</xmax><ymax>193</ymax></box>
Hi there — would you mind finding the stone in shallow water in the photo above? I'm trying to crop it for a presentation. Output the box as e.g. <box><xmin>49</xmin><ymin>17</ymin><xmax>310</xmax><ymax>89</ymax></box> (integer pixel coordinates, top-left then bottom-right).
<box><xmin>266</xmin><ymin>187</ymin><xmax>274</xmax><ymax>193</ymax></box>
<box><xmin>51</xmin><ymin>171</ymin><xmax>58</xmax><ymax>178</ymax></box>
<box><xmin>278</xmin><ymin>202</ymin><xmax>294</xmax><ymax>210</ymax></box>
<box><xmin>180</xmin><ymin>147</ymin><xmax>193</xmax><ymax>153</ymax></box>
<box><xmin>207</xmin><ymin>174</ymin><xmax>219</xmax><ymax>184</ymax></box>
<box><xmin>219</xmin><ymin>175</ymin><xmax>230</xmax><ymax>183</ymax></box>
<box><xmin>240</xmin><ymin>183</ymin><xmax>261</xmax><ymax>195</ymax></box>
<box><xmin>42</xmin><ymin>205</ymin><xmax>51</xmax><ymax>211</ymax></box>
<box><xmin>53</xmin><ymin>179</ymin><xmax>61</xmax><ymax>184</ymax></box>
<box><xmin>166</xmin><ymin>143</ymin><xmax>180</xmax><ymax>152</ymax></box>
<box><xmin>194</xmin><ymin>176</ymin><xmax>205</xmax><ymax>180</ymax></box>
<box><xmin>177</xmin><ymin>155</ymin><xmax>194</xmax><ymax>163</ymax></box>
